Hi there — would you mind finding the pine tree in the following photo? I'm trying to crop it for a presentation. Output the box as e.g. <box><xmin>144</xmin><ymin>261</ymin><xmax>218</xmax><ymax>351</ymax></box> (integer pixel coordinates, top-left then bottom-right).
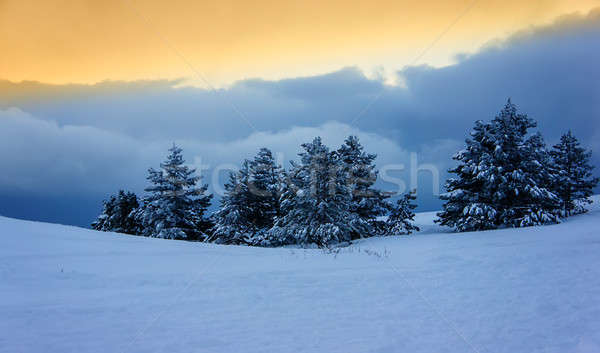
<box><xmin>437</xmin><ymin>99</ymin><xmax>560</xmax><ymax>231</ymax></box>
<box><xmin>248</xmin><ymin>148</ymin><xmax>283</xmax><ymax>230</ymax></box>
<box><xmin>211</xmin><ymin>160</ymin><xmax>255</xmax><ymax>244</ymax></box>
<box><xmin>550</xmin><ymin>131</ymin><xmax>599</xmax><ymax>216</ymax></box>
<box><xmin>135</xmin><ymin>144</ymin><xmax>212</xmax><ymax>240</ymax></box>
<box><xmin>268</xmin><ymin>137</ymin><xmax>359</xmax><ymax>246</ymax></box>
<box><xmin>337</xmin><ymin>136</ymin><xmax>391</xmax><ymax>238</ymax></box>
<box><xmin>92</xmin><ymin>194</ymin><xmax>117</xmax><ymax>231</ymax></box>
<box><xmin>211</xmin><ymin>148</ymin><xmax>283</xmax><ymax>245</ymax></box>
<box><xmin>517</xmin><ymin>132</ymin><xmax>562</xmax><ymax>226</ymax></box>
<box><xmin>386</xmin><ymin>190</ymin><xmax>420</xmax><ymax>235</ymax></box>
<box><xmin>490</xmin><ymin>100</ymin><xmax>560</xmax><ymax>227</ymax></box>
<box><xmin>92</xmin><ymin>190</ymin><xmax>139</xmax><ymax>234</ymax></box>
<box><xmin>436</xmin><ymin>119</ymin><xmax>499</xmax><ymax>231</ymax></box>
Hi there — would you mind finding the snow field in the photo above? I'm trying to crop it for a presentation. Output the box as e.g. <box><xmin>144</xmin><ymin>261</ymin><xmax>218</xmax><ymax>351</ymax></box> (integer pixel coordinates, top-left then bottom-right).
<box><xmin>1</xmin><ymin>197</ymin><xmax>599</xmax><ymax>352</ymax></box>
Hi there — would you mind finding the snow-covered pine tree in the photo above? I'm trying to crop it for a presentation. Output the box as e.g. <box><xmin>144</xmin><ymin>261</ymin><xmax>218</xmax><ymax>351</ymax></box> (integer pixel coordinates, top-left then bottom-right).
<box><xmin>253</xmin><ymin>167</ymin><xmax>294</xmax><ymax>247</ymax></box>
<box><xmin>268</xmin><ymin>137</ymin><xmax>358</xmax><ymax>246</ymax></box>
<box><xmin>248</xmin><ymin>148</ymin><xmax>283</xmax><ymax>230</ymax></box>
<box><xmin>211</xmin><ymin>160</ymin><xmax>254</xmax><ymax>244</ymax></box>
<box><xmin>490</xmin><ymin>100</ymin><xmax>560</xmax><ymax>227</ymax></box>
<box><xmin>436</xmin><ymin>119</ymin><xmax>499</xmax><ymax>231</ymax></box>
<box><xmin>550</xmin><ymin>131</ymin><xmax>599</xmax><ymax>216</ymax></box>
<box><xmin>189</xmin><ymin>189</ymin><xmax>214</xmax><ymax>239</ymax></box>
<box><xmin>212</xmin><ymin>148</ymin><xmax>283</xmax><ymax>245</ymax></box>
<box><xmin>437</xmin><ymin>99</ymin><xmax>560</xmax><ymax>231</ymax></box>
<box><xmin>135</xmin><ymin>144</ymin><xmax>212</xmax><ymax>240</ymax></box>
<box><xmin>91</xmin><ymin>190</ymin><xmax>139</xmax><ymax>234</ymax></box>
<box><xmin>92</xmin><ymin>194</ymin><xmax>117</xmax><ymax>231</ymax></box>
<box><xmin>517</xmin><ymin>132</ymin><xmax>562</xmax><ymax>226</ymax></box>
<box><xmin>337</xmin><ymin>136</ymin><xmax>391</xmax><ymax>238</ymax></box>
<box><xmin>386</xmin><ymin>190</ymin><xmax>420</xmax><ymax>235</ymax></box>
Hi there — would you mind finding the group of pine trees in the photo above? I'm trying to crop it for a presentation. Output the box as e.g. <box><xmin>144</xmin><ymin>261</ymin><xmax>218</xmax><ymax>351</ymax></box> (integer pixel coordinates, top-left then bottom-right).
<box><xmin>93</xmin><ymin>145</ymin><xmax>214</xmax><ymax>240</ymax></box>
<box><xmin>93</xmin><ymin>138</ymin><xmax>420</xmax><ymax>246</ymax></box>
<box><xmin>436</xmin><ymin>99</ymin><xmax>598</xmax><ymax>231</ymax></box>
<box><xmin>93</xmin><ymin>99</ymin><xmax>597</xmax><ymax>244</ymax></box>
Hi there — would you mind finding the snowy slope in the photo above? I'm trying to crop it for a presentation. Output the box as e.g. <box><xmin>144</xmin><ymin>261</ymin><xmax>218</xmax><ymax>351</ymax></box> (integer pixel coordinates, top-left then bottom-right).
<box><xmin>1</xmin><ymin>198</ymin><xmax>600</xmax><ymax>353</ymax></box>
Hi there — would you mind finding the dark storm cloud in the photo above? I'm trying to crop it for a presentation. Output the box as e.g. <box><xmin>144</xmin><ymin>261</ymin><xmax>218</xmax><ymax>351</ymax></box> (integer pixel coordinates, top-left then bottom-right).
<box><xmin>1</xmin><ymin>9</ymin><xmax>599</xmax><ymax>226</ymax></box>
<box><xmin>388</xmin><ymin>10</ymin><xmax>600</xmax><ymax>148</ymax></box>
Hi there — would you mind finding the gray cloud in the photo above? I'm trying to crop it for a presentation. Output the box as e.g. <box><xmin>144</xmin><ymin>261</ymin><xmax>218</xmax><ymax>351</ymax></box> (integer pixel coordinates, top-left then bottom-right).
<box><xmin>1</xmin><ymin>9</ymin><xmax>599</xmax><ymax>226</ymax></box>
<box><xmin>0</xmin><ymin>108</ymin><xmax>452</xmax><ymax>225</ymax></box>
<box><xmin>0</xmin><ymin>109</ymin><xmax>448</xmax><ymax>197</ymax></box>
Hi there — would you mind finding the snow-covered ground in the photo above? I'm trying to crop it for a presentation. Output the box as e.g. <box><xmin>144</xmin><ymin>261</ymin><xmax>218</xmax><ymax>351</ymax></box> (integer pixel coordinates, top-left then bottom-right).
<box><xmin>2</xmin><ymin>198</ymin><xmax>600</xmax><ymax>353</ymax></box>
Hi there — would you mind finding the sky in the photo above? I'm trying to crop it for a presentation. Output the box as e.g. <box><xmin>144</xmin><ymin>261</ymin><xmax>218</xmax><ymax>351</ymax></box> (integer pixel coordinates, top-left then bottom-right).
<box><xmin>1</xmin><ymin>1</ymin><xmax>599</xmax><ymax>227</ymax></box>
<box><xmin>2</xmin><ymin>0</ymin><xmax>599</xmax><ymax>85</ymax></box>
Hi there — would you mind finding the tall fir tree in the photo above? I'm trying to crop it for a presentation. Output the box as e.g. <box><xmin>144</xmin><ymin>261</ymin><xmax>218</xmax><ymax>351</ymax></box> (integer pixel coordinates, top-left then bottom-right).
<box><xmin>268</xmin><ymin>137</ymin><xmax>361</xmax><ymax>246</ymax></box>
<box><xmin>437</xmin><ymin>99</ymin><xmax>560</xmax><ymax>231</ymax></box>
<box><xmin>92</xmin><ymin>190</ymin><xmax>139</xmax><ymax>234</ymax></box>
<box><xmin>135</xmin><ymin>144</ymin><xmax>212</xmax><ymax>240</ymax></box>
<box><xmin>248</xmin><ymin>148</ymin><xmax>283</xmax><ymax>229</ymax></box>
<box><xmin>517</xmin><ymin>132</ymin><xmax>562</xmax><ymax>226</ymax></box>
<box><xmin>212</xmin><ymin>148</ymin><xmax>283</xmax><ymax>245</ymax></box>
<box><xmin>489</xmin><ymin>100</ymin><xmax>560</xmax><ymax>227</ymax></box>
<box><xmin>437</xmin><ymin>119</ymin><xmax>499</xmax><ymax>231</ymax></box>
<box><xmin>386</xmin><ymin>190</ymin><xmax>420</xmax><ymax>235</ymax></box>
<box><xmin>211</xmin><ymin>160</ymin><xmax>254</xmax><ymax>244</ymax></box>
<box><xmin>337</xmin><ymin>136</ymin><xmax>391</xmax><ymax>238</ymax></box>
<box><xmin>550</xmin><ymin>131</ymin><xmax>599</xmax><ymax>216</ymax></box>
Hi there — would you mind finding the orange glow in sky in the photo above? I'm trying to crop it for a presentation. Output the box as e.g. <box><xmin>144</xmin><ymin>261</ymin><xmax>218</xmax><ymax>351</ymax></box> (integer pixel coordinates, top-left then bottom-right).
<box><xmin>1</xmin><ymin>0</ymin><xmax>599</xmax><ymax>85</ymax></box>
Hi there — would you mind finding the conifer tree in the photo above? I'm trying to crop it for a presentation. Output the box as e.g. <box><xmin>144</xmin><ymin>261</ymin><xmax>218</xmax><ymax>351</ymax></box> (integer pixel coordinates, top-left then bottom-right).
<box><xmin>517</xmin><ymin>132</ymin><xmax>562</xmax><ymax>226</ymax></box>
<box><xmin>490</xmin><ymin>100</ymin><xmax>560</xmax><ymax>227</ymax></box>
<box><xmin>337</xmin><ymin>136</ymin><xmax>391</xmax><ymax>238</ymax></box>
<box><xmin>268</xmin><ymin>137</ymin><xmax>360</xmax><ymax>246</ymax></box>
<box><xmin>437</xmin><ymin>99</ymin><xmax>560</xmax><ymax>231</ymax></box>
<box><xmin>211</xmin><ymin>160</ymin><xmax>254</xmax><ymax>244</ymax></box>
<box><xmin>437</xmin><ymin>119</ymin><xmax>499</xmax><ymax>231</ymax></box>
<box><xmin>386</xmin><ymin>190</ymin><xmax>420</xmax><ymax>235</ymax></box>
<box><xmin>248</xmin><ymin>148</ymin><xmax>283</xmax><ymax>229</ymax></box>
<box><xmin>92</xmin><ymin>190</ymin><xmax>139</xmax><ymax>234</ymax></box>
<box><xmin>550</xmin><ymin>131</ymin><xmax>599</xmax><ymax>216</ymax></box>
<box><xmin>212</xmin><ymin>148</ymin><xmax>283</xmax><ymax>245</ymax></box>
<box><xmin>135</xmin><ymin>144</ymin><xmax>212</xmax><ymax>240</ymax></box>
<box><xmin>92</xmin><ymin>194</ymin><xmax>117</xmax><ymax>231</ymax></box>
